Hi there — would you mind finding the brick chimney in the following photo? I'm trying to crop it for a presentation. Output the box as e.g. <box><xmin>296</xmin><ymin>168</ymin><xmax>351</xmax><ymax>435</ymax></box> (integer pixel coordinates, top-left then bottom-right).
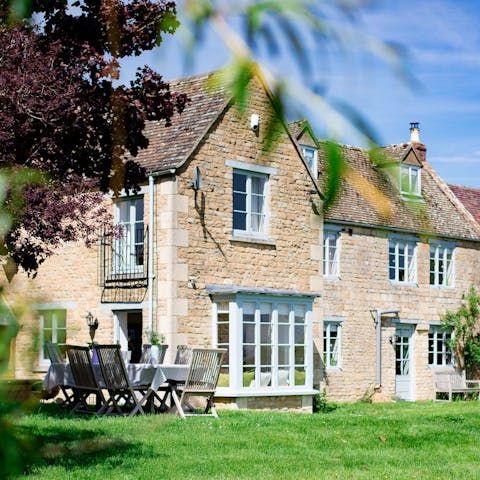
<box><xmin>409</xmin><ymin>122</ymin><xmax>427</xmax><ymax>162</ymax></box>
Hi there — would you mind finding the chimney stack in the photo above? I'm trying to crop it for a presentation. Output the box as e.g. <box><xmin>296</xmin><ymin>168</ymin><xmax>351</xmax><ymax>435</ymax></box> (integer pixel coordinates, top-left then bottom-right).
<box><xmin>409</xmin><ymin>122</ymin><xmax>427</xmax><ymax>162</ymax></box>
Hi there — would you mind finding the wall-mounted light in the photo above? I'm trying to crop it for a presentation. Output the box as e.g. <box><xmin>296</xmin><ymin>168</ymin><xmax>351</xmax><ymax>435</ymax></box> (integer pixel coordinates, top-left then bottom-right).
<box><xmin>188</xmin><ymin>276</ymin><xmax>198</xmax><ymax>289</ymax></box>
<box><xmin>250</xmin><ymin>114</ymin><xmax>259</xmax><ymax>132</ymax></box>
<box><xmin>190</xmin><ymin>166</ymin><xmax>202</xmax><ymax>191</ymax></box>
<box><xmin>86</xmin><ymin>312</ymin><xmax>99</xmax><ymax>343</ymax></box>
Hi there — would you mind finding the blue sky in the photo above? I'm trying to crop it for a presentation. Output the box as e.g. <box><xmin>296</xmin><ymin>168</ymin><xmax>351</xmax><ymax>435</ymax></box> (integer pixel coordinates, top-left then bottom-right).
<box><xmin>122</xmin><ymin>0</ymin><xmax>480</xmax><ymax>188</ymax></box>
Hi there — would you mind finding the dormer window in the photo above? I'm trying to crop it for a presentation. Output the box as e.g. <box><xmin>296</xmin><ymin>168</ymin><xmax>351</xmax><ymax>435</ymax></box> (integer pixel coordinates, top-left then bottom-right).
<box><xmin>301</xmin><ymin>145</ymin><xmax>318</xmax><ymax>176</ymax></box>
<box><xmin>400</xmin><ymin>164</ymin><xmax>421</xmax><ymax>197</ymax></box>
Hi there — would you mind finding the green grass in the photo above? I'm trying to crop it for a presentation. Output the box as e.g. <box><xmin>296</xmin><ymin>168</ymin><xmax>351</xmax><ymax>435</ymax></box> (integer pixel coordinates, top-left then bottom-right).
<box><xmin>9</xmin><ymin>401</ymin><xmax>480</xmax><ymax>479</ymax></box>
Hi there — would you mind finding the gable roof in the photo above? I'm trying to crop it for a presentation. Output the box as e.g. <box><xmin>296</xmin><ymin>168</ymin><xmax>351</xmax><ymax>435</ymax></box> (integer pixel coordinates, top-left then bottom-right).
<box><xmin>449</xmin><ymin>184</ymin><xmax>480</xmax><ymax>224</ymax></box>
<box><xmin>319</xmin><ymin>143</ymin><xmax>480</xmax><ymax>241</ymax></box>
<box><xmin>134</xmin><ymin>71</ymin><xmax>230</xmax><ymax>174</ymax></box>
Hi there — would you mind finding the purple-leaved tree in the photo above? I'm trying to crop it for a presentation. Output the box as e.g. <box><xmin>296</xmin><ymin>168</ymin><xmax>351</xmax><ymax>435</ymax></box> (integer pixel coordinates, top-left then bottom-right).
<box><xmin>0</xmin><ymin>0</ymin><xmax>189</xmax><ymax>274</ymax></box>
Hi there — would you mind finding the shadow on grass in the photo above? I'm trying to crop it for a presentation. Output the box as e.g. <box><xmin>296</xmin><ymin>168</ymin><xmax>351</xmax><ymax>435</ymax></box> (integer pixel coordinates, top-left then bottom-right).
<box><xmin>11</xmin><ymin>402</ymin><xmax>155</xmax><ymax>477</ymax></box>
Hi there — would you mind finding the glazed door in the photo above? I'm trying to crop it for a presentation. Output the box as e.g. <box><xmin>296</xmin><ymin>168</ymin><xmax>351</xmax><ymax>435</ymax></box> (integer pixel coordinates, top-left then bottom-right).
<box><xmin>395</xmin><ymin>326</ymin><xmax>414</xmax><ymax>401</ymax></box>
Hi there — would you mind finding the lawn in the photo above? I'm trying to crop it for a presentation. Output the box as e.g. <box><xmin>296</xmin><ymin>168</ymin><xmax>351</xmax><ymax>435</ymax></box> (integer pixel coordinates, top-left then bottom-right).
<box><xmin>8</xmin><ymin>401</ymin><xmax>480</xmax><ymax>479</ymax></box>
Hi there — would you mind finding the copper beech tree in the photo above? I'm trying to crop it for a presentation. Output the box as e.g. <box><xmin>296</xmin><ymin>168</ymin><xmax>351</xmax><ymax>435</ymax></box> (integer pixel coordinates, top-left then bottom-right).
<box><xmin>0</xmin><ymin>0</ymin><xmax>189</xmax><ymax>274</ymax></box>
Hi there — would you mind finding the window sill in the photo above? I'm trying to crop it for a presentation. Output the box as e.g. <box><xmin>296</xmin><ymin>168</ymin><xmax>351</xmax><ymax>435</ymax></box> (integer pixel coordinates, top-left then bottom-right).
<box><xmin>229</xmin><ymin>235</ymin><xmax>276</xmax><ymax>247</ymax></box>
<box><xmin>429</xmin><ymin>284</ymin><xmax>455</xmax><ymax>290</ymax></box>
<box><xmin>323</xmin><ymin>275</ymin><xmax>341</xmax><ymax>281</ymax></box>
<box><xmin>400</xmin><ymin>194</ymin><xmax>424</xmax><ymax>203</ymax></box>
<box><xmin>428</xmin><ymin>365</ymin><xmax>455</xmax><ymax>371</ymax></box>
<box><xmin>216</xmin><ymin>387</ymin><xmax>318</xmax><ymax>397</ymax></box>
<box><xmin>389</xmin><ymin>281</ymin><xmax>418</xmax><ymax>287</ymax></box>
<box><xmin>326</xmin><ymin>367</ymin><xmax>343</xmax><ymax>373</ymax></box>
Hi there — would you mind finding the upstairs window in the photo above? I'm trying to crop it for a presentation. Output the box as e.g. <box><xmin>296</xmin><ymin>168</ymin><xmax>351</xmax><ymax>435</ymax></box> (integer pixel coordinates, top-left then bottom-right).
<box><xmin>429</xmin><ymin>326</ymin><xmax>453</xmax><ymax>367</ymax></box>
<box><xmin>233</xmin><ymin>170</ymin><xmax>268</xmax><ymax>237</ymax></box>
<box><xmin>323</xmin><ymin>226</ymin><xmax>341</xmax><ymax>278</ymax></box>
<box><xmin>400</xmin><ymin>164</ymin><xmax>421</xmax><ymax>197</ymax></box>
<box><xmin>113</xmin><ymin>197</ymin><xmax>144</xmax><ymax>274</ymax></box>
<box><xmin>301</xmin><ymin>145</ymin><xmax>318</xmax><ymax>176</ymax></box>
<box><xmin>389</xmin><ymin>237</ymin><xmax>417</xmax><ymax>284</ymax></box>
<box><xmin>430</xmin><ymin>243</ymin><xmax>455</xmax><ymax>287</ymax></box>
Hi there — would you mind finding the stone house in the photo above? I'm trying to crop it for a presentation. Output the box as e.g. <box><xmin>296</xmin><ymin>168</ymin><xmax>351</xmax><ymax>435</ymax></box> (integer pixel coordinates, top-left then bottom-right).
<box><xmin>292</xmin><ymin>121</ymin><xmax>480</xmax><ymax>401</ymax></box>
<box><xmin>4</xmin><ymin>71</ymin><xmax>480</xmax><ymax>408</ymax></box>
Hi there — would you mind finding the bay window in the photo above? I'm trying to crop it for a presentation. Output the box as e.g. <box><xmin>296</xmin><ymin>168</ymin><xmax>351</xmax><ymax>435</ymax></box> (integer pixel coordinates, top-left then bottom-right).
<box><xmin>210</xmin><ymin>287</ymin><xmax>315</xmax><ymax>392</ymax></box>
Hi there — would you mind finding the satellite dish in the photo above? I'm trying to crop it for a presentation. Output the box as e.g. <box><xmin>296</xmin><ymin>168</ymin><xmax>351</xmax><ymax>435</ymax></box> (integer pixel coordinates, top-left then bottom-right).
<box><xmin>191</xmin><ymin>166</ymin><xmax>202</xmax><ymax>191</ymax></box>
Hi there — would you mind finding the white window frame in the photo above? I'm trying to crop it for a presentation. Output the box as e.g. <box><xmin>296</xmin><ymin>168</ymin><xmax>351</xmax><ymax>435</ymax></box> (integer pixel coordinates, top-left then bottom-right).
<box><xmin>428</xmin><ymin>325</ymin><xmax>454</xmax><ymax>367</ymax></box>
<box><xmin>232</xmin><ymin>170</ymin><xmax>269</xmax><ymax>239</ymax></box>
<box><xmin>323</xmin><ymin>225</ymin><xmax>341</xmax><ymax>278</ymax></box>
<box><xmin>113</xmin><ymin>196</ymin><xmax>145</xmax><ymax>274</ymax></box>
<box><xmin>400</xmin><ymin>163</ymin><xmax>422</xmax><ymax>197</ymax></box>
<box><xmin>429</xmin><ymin>241</ymin><xmax>455</xmax><ymax>287</ymax></box>
<box><xmin>212</xmin><ymin>295</ymin><xmax>314</xmax><ymax>394</ymax></box>
<box><xmin>323</xmin><ymin>317</ymin><xmax>344</xmax><ymax>370</ymax></box>
<box><xmin>301</xmin><ymin>145</ymin><xmax>318</xmax><ymax>176</ymax></box>
<box><xmin>38</xmin><ymin>309</ymin><xmax>67</xmax><ymax>368</ymax></box>
<box><xmin>389</xmin><ymin>235</ymin><xmax>418</xmax><ymax>285</ymax></box>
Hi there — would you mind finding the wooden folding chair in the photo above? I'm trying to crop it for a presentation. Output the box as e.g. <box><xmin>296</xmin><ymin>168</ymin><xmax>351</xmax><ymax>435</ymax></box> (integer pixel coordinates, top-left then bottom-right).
<box><xmin>174</xmin><ymin>345</ymin><xmax>192</xmax><ymax>365</ymax></box>
<box><xmin>140</xmin><ymin>344</ymin><xmax>169</xmax><ymax>364</ymax></box>
<box><xmin>46</xmin><ymin>342</ymin><xmax>74</xmax><ymax>408</ymax></box>
<box><xmin>66</xmin><ymin>345</ymin><xmax>107</xmax><ymax>415</ymax></box>
<box><xmin>171</xmin><ymin>348</ymin><xmax>226</xmax><ymax>418</ymax></box>
<box><xmin>95</xmin><ymin>344</ymin><xmax>150</xmax><ymax>416</ymax></box>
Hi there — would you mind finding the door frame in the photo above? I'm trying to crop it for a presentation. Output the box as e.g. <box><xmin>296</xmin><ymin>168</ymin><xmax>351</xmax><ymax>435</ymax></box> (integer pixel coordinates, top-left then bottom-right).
<box><xmin>394</xmin><ymin>324</ymin><xmax>415</xmax><ymax>401</ymax></box>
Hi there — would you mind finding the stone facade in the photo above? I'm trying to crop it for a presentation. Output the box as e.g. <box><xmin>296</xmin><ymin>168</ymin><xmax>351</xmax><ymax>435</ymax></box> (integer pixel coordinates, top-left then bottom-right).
<box><xmin>4</xmin><ymin>73</ymin><xmax>480</xmax><ymax>411</ymax></box>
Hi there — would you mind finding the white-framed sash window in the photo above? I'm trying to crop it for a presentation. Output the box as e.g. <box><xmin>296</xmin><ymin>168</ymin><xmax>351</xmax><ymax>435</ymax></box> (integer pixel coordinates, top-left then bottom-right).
<box><xmin>113</xmin><ymin>197</ymin><xmax>144</xmax><ymax>274</ymax></box>
<box><xmin>323</xmin><ymin>318</ymin><xmax>343</xmax><ymax>369</ymax></box>
<box><xmin>389</xmin><ymin>236</ymin><xmax>418</xmax><ymax>284</ymax></box>
<box><xmin>233</xmin><ymin>170</ymin><xmax>268</xmax><ymax>238</ymax></box>
<box><xmin>301</xmin><ymin>145</ymin><xmax>318</xmax><ymax>176</ymax></box>
<box><xmin>323</xmin><ymin>226</ymin><xmax>341</xmax><ymax>278</ymax></box>
<box><xmin>429</xmin><ymin>242</ymin><xmax>455</xmax><ymax>287</ymax></box>
<box><xmin>39</xmin><ymin>309</ymin><xmax>67</xmax><ymax>367</ymax></box>
<box><xmin>428</xmin><ymin>325</ymin><xmax>453</xmax><ymax>367</ymax></box>
<box><xmin>400</xmin><ymin>164</ymin><xmax>421</xmax><ymax>197</ymax></box>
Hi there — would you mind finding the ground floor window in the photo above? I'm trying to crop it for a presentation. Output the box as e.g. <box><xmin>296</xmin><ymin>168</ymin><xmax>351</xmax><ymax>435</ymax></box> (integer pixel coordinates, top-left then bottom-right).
<box><xmin>212</xmin><ymin>291</ymin><xmax>314</xmax><ymax>391</ymax></box>
<box><xmin>39</xmin><ymin>309</ymin><xmax>66</xmax><ymax>366</ymax></box>
<box><xmin>323</xmin><ymin>319</ymin><xmax>342</xmax><ymax>369</ymax></box>
<box><xmin>428</xmin><ymin>325</ymin><xmax>453</xmax><ymax>367</ymax></box>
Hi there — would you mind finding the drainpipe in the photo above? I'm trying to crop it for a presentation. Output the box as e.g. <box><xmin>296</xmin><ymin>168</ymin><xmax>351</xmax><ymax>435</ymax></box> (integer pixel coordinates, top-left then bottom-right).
<box><xmin>373</xmin><ymin>309</ymin><xmax>399</xmax><ymax>387</ymax></box>
<box><xmin>148</xmin><ymin>175</ymin><xmax>155</xmax><ymax>334</ymax></box>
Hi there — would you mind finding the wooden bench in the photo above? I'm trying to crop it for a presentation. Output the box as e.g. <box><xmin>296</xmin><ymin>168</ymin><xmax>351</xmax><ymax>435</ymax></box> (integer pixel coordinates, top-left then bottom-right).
<box><xmin>433</xmin><ymin>370</ymin><xmax>480</xmax><ymax>402</ymax></box>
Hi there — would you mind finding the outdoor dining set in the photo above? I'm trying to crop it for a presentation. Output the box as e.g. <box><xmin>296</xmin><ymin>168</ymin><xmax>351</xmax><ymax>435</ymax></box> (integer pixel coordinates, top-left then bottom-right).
<box><xmin>43</xmin><ymin>342</ymin><xmax>226</xmax><ymax>418</ymax></box>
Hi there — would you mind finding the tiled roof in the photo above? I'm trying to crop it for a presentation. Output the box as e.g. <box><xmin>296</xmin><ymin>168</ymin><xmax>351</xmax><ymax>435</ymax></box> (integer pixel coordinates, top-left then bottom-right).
<box><xmin>320</xmin><ymin>144</ymin><xmax>480</xmax><ymax>241</ymax></box>
<box><xmin>135</xmin><ymin>71</ymin><xmax>230</xmax><ymax>173</ymax></box>
<box><xmin>449</xmin><ymin>184</ymin><xmax>480</xmax><ymax>224</ymax></box>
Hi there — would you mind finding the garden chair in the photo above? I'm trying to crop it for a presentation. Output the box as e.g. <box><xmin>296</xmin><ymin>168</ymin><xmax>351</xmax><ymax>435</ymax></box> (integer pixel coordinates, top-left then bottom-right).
<box><xmin>46</xmin><ymin>341</ymin><xmax>74</xmax><ymax>408</ymax></box>
<box><xmin>140</xmin><ymin>344</ymin><xmax>169</xmax><ymax>364</ymax></box>
<box><xmin>66</xmin><ymin>345</ymin><xmax>107</xmax><ymax>415</ymax></box>
<box><xmin>174</xmin><ymin>344</ymin><xmax>192</xmax><ymax>365</ymax></box>
<box><xmin>95</xmin><ymin>344</ymin><xmax>151</xmax><ymax>416</ymax></box>
<box><xmin>170</xmin><ymin>348</ymin><xmax>226</xmax><ymax>418</ymax></box>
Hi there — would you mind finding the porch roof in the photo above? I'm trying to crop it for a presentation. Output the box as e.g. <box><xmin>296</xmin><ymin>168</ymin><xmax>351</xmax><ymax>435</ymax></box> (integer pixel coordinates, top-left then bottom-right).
<box><xmin>205</xmin><ymin>284</ymin><xmax>321</xmax><ymax>298</ymax></box>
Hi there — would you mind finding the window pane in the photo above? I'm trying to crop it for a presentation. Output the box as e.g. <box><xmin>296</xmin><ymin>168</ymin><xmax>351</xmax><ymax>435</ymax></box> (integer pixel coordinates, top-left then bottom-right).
<box><xmin>233</xmin><ymin>173</ymin><xmax>247</xmax><ymax>192</ymax></box>
<box><xmin>243</xmin><ymin>368</ymin><xmax>255</xmax><ymax>387</ymax></box>
<box><xmin>260</xmin><ymin>346</ymin><xmax>271</xmax><ymax>365</ymax></box>
<box><xmin>277</xmin><ymin>368</ymin><xmax>290</xmax><ymax>386</ymax></box>
<box><xmin>251</xmin><ymin>176</ymin><xmax>265</xmax><ymax>195</ymax></box>
<box><xmin>56</xmin><ymin>329</ymin><xmax>66</xmax><ymax>344</ymax></box>
<box><xmin>43</xmin><ymin>313</ymin><xmax>52</xmax><ymax>329</ymax></box>
<box><xmin>135</xmin><ymin>198</ymin><xmax>144</xmax><ymax>221</ymax></box>
<box><xmin>233</xmin><ymin>212</ymin><xmax>246</xmax><ymax>231</ymax></box>
<box><xmin>278</xmin><ymin>324</ymin><xmax>290</xmax><ymax>344</ymax></box>
<box><xmin>295</xmin><ymin>346</ymin><xmax>305</xmax><ymax>364</ymax></box>
<box><xmin>218</xmin><ymin>323</ymin><xmax>229</xmax><ymax>344</ymax></box>
<box><xmin>294</xmin><ymin>325</ymin><xmax>305</xmax><ymax>344</ymax></box>
<box><xmin>251</xmin><ymin>213</ymin><xmax>265</xmax><ymax>232</ymax></box>
<box><xmin>278</xmin><ymin>345</ymin><xmax>289</xmax><ymax>364</ymax></box>
<box><xmin>243</xmin><ymin>323</ymin><xmax>255</xmax><ymax>343</ymax></box>
<box><xmin>294</xmin><ymin>368</ymin><xmax>306</xmax><ymax>386</ymax></box>
<box><xmin>260</xmin><ymin>324</ymin><xmax>271</xmax><ymax>343</ymax></box>
<box><xmin>233</xmin><ymin>192</ymin><xmax>246</xmax><ymax>212</ymax></box>
<box><xmin>243</xmin><ymin>345</ymin><xmax>255</xmax><ymax>365</ymax></box>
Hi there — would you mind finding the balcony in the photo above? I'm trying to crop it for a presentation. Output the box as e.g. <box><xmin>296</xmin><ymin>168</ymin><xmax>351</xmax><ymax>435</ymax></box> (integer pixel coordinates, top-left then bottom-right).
<box><xmin>99</xmin><ymin>226</ymin><xmax>149</xmax><ymax>303</ymax></box>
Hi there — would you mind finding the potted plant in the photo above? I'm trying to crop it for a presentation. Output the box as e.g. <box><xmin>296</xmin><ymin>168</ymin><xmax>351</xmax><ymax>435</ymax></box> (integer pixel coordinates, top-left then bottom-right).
<box><xmin>146</xmin><ymin>330</ymin><xmax>165</xmax><ymax>364</ymax></box>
